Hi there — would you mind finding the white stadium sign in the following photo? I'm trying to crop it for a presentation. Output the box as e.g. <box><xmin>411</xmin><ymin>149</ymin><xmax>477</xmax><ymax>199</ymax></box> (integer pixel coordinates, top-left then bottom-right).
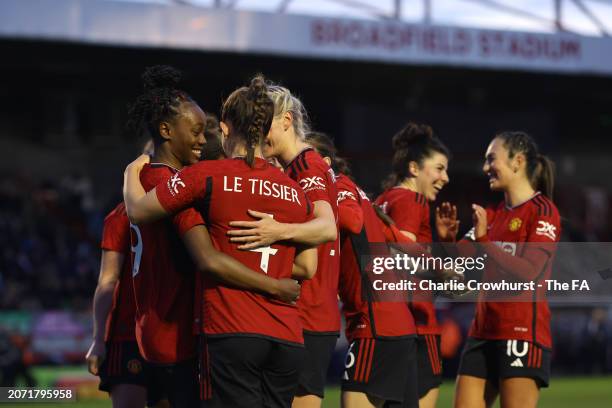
<box><xmin>1</xmin><ymin>0</ymin><xmax>611</xmax><ymax>76</ymax></box>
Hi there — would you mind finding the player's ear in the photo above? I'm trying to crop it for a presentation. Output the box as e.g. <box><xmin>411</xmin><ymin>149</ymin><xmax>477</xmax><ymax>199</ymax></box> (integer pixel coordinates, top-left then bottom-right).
<box><xmin>512</xmin><ymin>152</ymin><xmax>525</xmax><ymax>173</ymax></box>
<box><xmin>408</xmin><ymin>160</ymin><xmax>420</xmax><ymax>178</ymax></box>
<box><xmin>219</xmin><ymin>121</ymin><xmax>230</xmax><ymax>139</ymax></box>
<box><xmin>323</xmin><ymin>156</ymin><xmax>332</xmax><ymax>167</ymax></box>
<box><xmin>283</xmin><ymin>111</ymin><xmax>292</xmax><ymax>132</ymax></box>
<box><xmin>159</xmin><ymin>121</ymin><xmax>172</xmax><ymax>141</ymax></box>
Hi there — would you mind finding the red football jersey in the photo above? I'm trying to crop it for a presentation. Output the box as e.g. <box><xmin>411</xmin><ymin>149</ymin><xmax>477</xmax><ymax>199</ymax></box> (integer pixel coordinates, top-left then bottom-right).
<box><xmin>467</xmin><ymin>193</ymin><xmax>560</xmax><ymax>348</ymax></box>
<box><xmin>285</xmin><ymin>148</ymin><xmax>341</xmax><ymax>334</ymax></box>
<box><xmin>131</xmin><ymin>163</ymin><xmax>204</xmax><ymax>364</ymax></box>
<box><xmin>337</xmin><ymin>174</ymin><xmax>416</xmax><ymax>342</ymax></box>
<box><xmin>156</xmin><ymin>158</ymin><xmax>310</xmax><ymax>345</ymax></box>
<box><xmin>375</xmin><ymin>187</ymin><xmax>440</xmax><ymax>335</ymax></box>
<box><xmin>100</xmin><ymin>203</ymin><xmax>136</xmax><ymax>342</ymax></box>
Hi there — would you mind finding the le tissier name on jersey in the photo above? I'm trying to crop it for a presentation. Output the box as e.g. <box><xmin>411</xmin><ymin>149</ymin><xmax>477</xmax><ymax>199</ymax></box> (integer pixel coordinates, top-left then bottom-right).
<box><xmin>223</xmin><ymin>176</ymin><xmax>301</xmax><ymax>205</ymax></box>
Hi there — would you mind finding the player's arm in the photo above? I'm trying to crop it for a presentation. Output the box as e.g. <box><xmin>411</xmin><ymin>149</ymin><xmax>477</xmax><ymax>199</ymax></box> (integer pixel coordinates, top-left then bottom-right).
<box><xmin>227</xmin><ymin>200</ymin><xmax>337</xmax><ymax>249</ymax></box>
<box><xmin>85</xmin><ymin>250</ymin><xmax>122</xmax><ymax>376</ymax></box>
<box><xmin>292</xmin><ymin>245</ymin><xmax>318</xmax><ymax>280</ymax></box>
<box><xmin>123</xmin><ymin>154</ymin><xmax>168</xmax><ymax>224</ymax></box>
<box><xmin>338</xmin><ymin>191</ymin><xmax>364</xmax><ymax>235</ymax></box>
<box><xmin>472</xmin><ymin>204</ymin><xmax>557</xmax><ymax>281</ymax></box>
<box><xmin>181</xmin><ymin>225</ymin><xmax>300</xmax><ymax>303</ymax></box>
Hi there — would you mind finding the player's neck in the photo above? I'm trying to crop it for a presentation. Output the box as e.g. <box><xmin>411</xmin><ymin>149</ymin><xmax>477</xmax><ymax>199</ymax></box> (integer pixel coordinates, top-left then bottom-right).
<box><xmin>280</xmin><ymin>139</ymin><xmax>309</xmax><ymax>168</ymax></box>
<box><xmin>504</xmin><ymin>180</ymin><xmax>536</xmax><ymax>208</ymax></box>
<box><xmin>152</xmin><ymin>146</ymin><xmax>184</xmax><ymax>171</ymax></box>
<box><xmin>230</xmin><ymin>144</ymin><xmax>264</xmax><ymax>161</ymax></box>
<box><xmin>398</xmin><ymin>178</ymin><xmax>418</xmax><ymax>193</ymax></box>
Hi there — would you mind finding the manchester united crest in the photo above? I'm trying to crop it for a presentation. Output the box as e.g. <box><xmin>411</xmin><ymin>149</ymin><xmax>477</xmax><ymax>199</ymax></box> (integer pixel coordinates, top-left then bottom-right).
<box><xmin>509</xmin><ymin>217</ymin><xmax>522</xmax><ymax>232</ymax></box>
<box><xmin>127</xmin><ymin>359</ymin><xmax>142</xmax><ymax>374</ymax></box>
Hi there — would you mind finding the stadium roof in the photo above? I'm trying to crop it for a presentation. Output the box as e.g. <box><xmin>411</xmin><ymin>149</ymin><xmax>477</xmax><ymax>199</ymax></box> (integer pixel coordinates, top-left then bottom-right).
<box><xmin>2</xmin><ymin>0</ymin><xmax>612</xmax><ymax>76</ymax></box>
<box><xmin>120</xmin><ymin>0</ymin><xmax>612</xmax><ymax>36</ymax></box>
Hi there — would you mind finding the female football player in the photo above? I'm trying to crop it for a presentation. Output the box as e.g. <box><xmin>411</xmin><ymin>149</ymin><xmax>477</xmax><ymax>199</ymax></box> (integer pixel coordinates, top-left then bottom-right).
<box><xmin>375</xmin><ymin>122</ymin><xmax>450</xmax><ymax>408</ymax></box>
<box><xmin>454</xmin><ymin>131</ymin><xmax>560</xmax><ymax>408</ymax></box>
<box><xmin>307</xmin><ymin>132</ymin><xmax>419</xmax><ymax>408</ymax></box>
<box><xmin>121</xmin><ymin>67</ymin><xmax>301</xmax><ymax>407</ymax></box>
<box><xmin>123</xmin><ymin>75</ymin><xmax>317</xmax><ymax>408</ymax></box>
<box><xmin>226</xmin><ymin>84</ymin><xmax>340</xmax><ymax>408</ymax></box>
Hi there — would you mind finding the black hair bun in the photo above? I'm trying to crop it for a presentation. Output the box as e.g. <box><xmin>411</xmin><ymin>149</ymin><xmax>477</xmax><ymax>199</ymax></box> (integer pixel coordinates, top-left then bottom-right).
<box><xmin>246</xmin><ymin>75</ymin><xmax>267</xmax><ymax>101</ymax></box>
<box><xmin>142</xmin><ymin>65</ymin><xmax>182</xmax><ymax>91</ymax></box>
<box><xmin>392</xmin><ymin>122</ymin><xmax>433</xmax><ymax>150</ymax></box>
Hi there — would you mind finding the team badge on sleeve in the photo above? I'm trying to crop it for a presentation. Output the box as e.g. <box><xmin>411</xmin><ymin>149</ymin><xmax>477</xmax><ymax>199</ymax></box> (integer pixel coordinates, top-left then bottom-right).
<box><xmin>536</xmin><ymin>221</ymin><xmax>557</xmax><ymax>240</ymax></box>
<box><xmin>168</xmin><ymin>173</ymin><xmax>185</xmax><ymax>195</ymax></box>
<box><xmin>338</xmin><ymin>190</ymin><xmax>356</xmax><ymax>202</ymax></box>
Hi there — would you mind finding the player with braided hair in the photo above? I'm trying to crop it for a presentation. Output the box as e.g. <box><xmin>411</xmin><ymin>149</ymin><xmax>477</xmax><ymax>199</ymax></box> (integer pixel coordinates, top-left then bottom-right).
<box><xmin>123</xmin><ymin>74</ymin><xmax>317</xmax><ymax>408</ymax></box>
<box><xmin>226</xmin><ymin>83</ymin><xmax>340</xmax><ymax>408</ymax></box>
<box><xmin>122</xmin><ymin>68</ymin><xmax>302</xmax><ymax>407</ymax></box>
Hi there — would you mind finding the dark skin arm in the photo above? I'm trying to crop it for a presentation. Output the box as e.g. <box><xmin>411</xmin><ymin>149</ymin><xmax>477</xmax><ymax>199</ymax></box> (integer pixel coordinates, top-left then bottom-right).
<box><xmin>182</xmin><ymin>225</ymin><xmax>300</xmax><ymax>303</ymax></box>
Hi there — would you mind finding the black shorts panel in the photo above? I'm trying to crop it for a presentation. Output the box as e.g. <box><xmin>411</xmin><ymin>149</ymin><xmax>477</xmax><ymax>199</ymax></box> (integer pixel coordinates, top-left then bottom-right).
<box><xmin>99</xmin><ymin>341</ymin><xmax>149</xmax><ymax>392</ymax></box>
<box><xmin>458</xmin><ymin>338</ymin><xmax>551</xmax><ymax>388</ymax></box>
<box><xmin>149</xmin><ymin>358</ymin><xmax>200</xmax><ymax>408</ymax></box>
<box><xmin>98</xmin><ymin>341</ymin><xmax>164</xmax><ymax>407</ymax></box>
<box><xmin>415</xmin><ymin>334</ymin><xmax>443</xmax><ymax>398</ymax></box>
<box><xmin>295</xmin><ymin>333</ymin><xmax>338</xmax><ymax>398</ymax></box>
<box><xmin>205</xmin><ymin>336</ymin><xmax>305</xmax><ymax>408</ymax></box>
<box><xmin>342</xmin><ymin>338</ymin><xmax>418</xmax><ymax>407</ymax></box>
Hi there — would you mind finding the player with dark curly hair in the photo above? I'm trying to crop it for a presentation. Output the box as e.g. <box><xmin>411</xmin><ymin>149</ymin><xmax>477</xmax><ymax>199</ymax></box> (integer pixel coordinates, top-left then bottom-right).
<box><xmin>122</xmin><ymin>67</ymin><xmax>300</xmax><ymax>407</ymax></box>
<box><xmin>375</xmin><ymin>123</ymin><xmax>451</xmax><ymax>408</ymax></box>
<box><xmin>123</xmin><ymin>74</ymin><xmax>316</xmax><ymax>408</ymax></box>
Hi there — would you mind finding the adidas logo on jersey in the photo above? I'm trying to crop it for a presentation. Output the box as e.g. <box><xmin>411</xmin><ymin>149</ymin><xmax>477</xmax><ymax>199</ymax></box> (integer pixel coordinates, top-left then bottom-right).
<box><xmin>511</xmin><ymin>358</ymin><xmax>524</xmax><ymax>367</ymax></box>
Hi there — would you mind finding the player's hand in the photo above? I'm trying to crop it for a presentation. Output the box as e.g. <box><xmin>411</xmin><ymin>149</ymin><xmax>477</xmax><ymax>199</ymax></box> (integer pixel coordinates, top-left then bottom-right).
<box><xmin>227</xmin><ymin>210</ymin><xmax>287</xmax><ymax>249</ymax></box>
<box><xmin>85</xmin><ymin>339</ymin><xmax>106</xmax><ymax>376</ymax></box>
<box><xmin>472</xmin><ymin>204</ymin><xmax>487</xmax><ymax>239</ymax></box>
<box><xmin>273</xmin><ymin>278</ymin><xmax>301</xmax><ymax>304</ymax></box>
<box><xmin>126</xmin><ymin>154</ymin><xmax>151</xmax><ymax>174</ymax></box>
<box><xmin>439</xmin><ymin>272</ymin><xmax>473</xmax><ymax>298</ymax></box>
<box><xmin>435</xmin><ymin>202</ymin><xmax>460</xmax><ymax>242</ymax></box>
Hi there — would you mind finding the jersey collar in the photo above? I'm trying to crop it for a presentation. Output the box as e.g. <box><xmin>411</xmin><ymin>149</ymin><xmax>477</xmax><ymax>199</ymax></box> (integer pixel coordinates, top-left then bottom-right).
<box><xmin>149</xmin><ymin>162</ymin><xmax>181</xmax><ymax>173</ymax></box>
<box><xmin>505</xmin><ymin>191</ymin><xmax>541</xmax><ymax>210</ymax></box>
<box><xmin>284</xmin><ymin>147</ymin><xmax>314</xmax><ymax>169</ymax></box>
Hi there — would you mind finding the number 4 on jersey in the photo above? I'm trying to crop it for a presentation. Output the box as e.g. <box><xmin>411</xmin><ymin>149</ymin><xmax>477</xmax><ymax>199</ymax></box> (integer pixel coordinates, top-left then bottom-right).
<box><xmin>248</xmin><ymin>213</ymin><xmax>277</xmax><ymax>274</ymax></box>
